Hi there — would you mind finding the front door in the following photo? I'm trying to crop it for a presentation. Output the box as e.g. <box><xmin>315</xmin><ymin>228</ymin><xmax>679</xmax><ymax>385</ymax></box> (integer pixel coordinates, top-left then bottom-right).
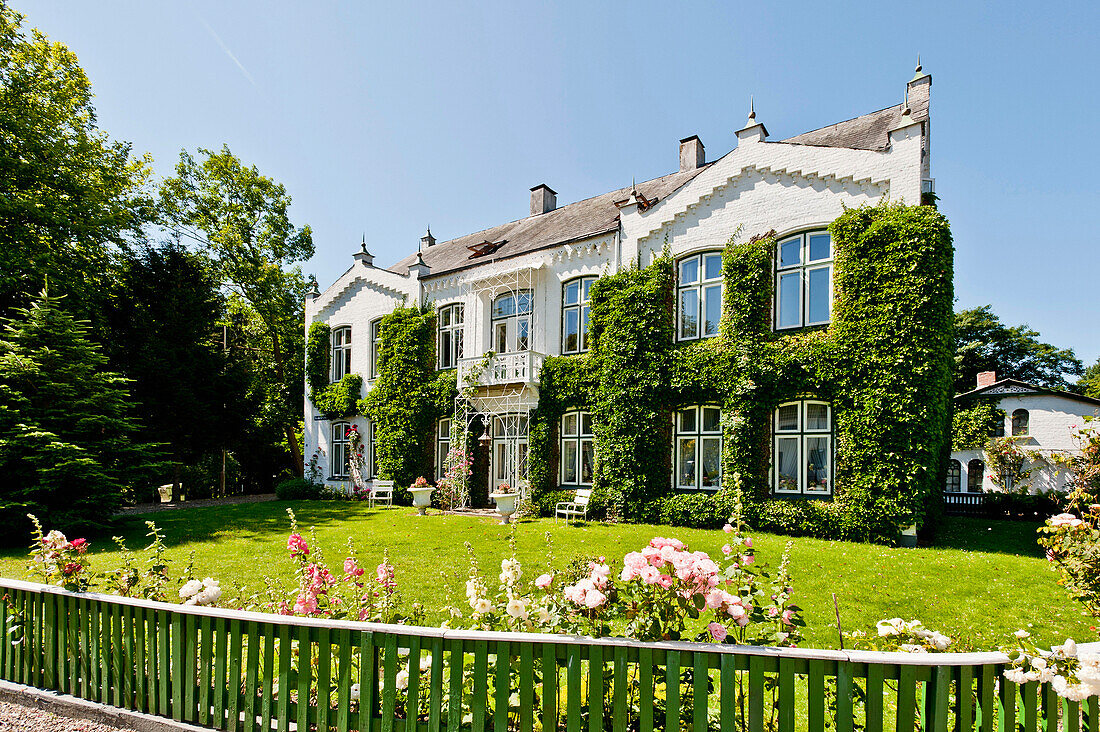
<box><xmin>490</xmin><ymin>414</ymin><xmax>529</xmax><ymax>494</ymax></box>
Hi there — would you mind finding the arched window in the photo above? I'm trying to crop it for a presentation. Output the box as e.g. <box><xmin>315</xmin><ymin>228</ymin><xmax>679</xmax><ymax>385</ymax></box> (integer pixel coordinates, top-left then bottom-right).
<box><xmin>674</xmin><ymin>405</ymin><xmax>723</xmax><ymax>490</ymax></box>
<box><xmin>331</xmin><ymin>422</ymin><xmax>351</xmax><ymax>478</ymax></box>
<box><xmin>967</xmin><ymin>459</ymin><xmax>985</xmax><ymax>493</ymax></box>
<box><xmin>945</xmin><ymin>459</ymin><xmax>962</xmax><ymax>493</ymax></box>
<box><xmin>560</xmin><ymin>411</ymin><xmax>595</xmax><ymax>485</ymax></box>
<box><xmin>774</xmin><ymin>400</ymin><xmax>832</xmax><ymax>495</ymax></box>
<box><xmin>1011</xmin><ymin>409</ymin><xmax>1030</xmax><ymax>437</ymax></box>
<box><xmin>776</xmin><ymin>231</ymin><xmax>832</xmax><ymax>330</ymax></box>
<box><xmin>331</xmin><ymin>326</ymin><xmax>352</xmax><ymax>381</ymax></box>
<box><xmin>369</xmin><ymin>319</ymin><xmax>382</xmax><ymax>380</ymax></box>
<box><xmin>437</xmin><ymin>303</ymin><xmax>464</xmax><ymax>369</ymax></box>
<box><xmin>562</xmin><ymin>276</ymin><xmax>597</xmax><ymax>354</ymax></box>
<box><xmin>677</xmin><ymin>252</ymin><xmax>723</xmax><ymax>341</ymax></box>
<box><xmin>492</xmin><ymin>290</ymin><xmax>532</xmax><ymax>353</ymax></box>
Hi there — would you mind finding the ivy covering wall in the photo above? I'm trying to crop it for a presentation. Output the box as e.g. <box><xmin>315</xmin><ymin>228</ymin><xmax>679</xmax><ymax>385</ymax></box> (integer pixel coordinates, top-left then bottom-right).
<box><xmin>305</xmin><ymin>321</ymin><xmax>361</xmax><ymax>418</ymax></box>
<box><xmin>525</xmin><ymin>202</ymin><xmax>955</xmax><ymax>543</ymax></box>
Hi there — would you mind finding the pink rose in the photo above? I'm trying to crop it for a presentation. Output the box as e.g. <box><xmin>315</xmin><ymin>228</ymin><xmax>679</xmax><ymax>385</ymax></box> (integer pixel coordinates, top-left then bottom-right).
<box><xmin>535</xmin><ymin>573</ymin><xmax>553</xmax><ymax>589</ymax></box>
<box><xmin>584</xmin><ymin>590</ymin><xmax>607</xmax><ymax>609</ymax></box>
<box><xmin>708</xmin><ymin>622</ymin><xmax>728</xmax><ymax>642</ymax></box>
<box><xmin>705</xmin><ymin>589</ymin><xmax>726</xmax><ymax>609</ymax></box>
<box><xmin>70</xmin><ymin>538</ymin><xmax>88</xmax><ymax>554</ymax></box>
<box><xmin>640</xmin><ymin>566</ymin><xmax>661</xmax><ymax>584</ymax></box>
<box><xmin>657</xmin><ymin>574</ymin><xmax>674</xmax><ymax>590</ymax></box>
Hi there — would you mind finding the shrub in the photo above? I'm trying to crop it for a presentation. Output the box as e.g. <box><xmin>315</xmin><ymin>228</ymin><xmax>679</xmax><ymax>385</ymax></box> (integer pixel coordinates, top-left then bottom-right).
<box><xmin>275</xmin><ymin>477</ymin><xmax>323</xmax><ymax>501</ymax></box>
<box><xmin>980</xmin><ymin>491</ymin><xmax>1060</xmax><ymax>521</ymax></box>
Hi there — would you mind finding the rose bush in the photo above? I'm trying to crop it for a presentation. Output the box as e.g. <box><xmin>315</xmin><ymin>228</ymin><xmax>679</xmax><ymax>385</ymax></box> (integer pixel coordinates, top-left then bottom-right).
<box><xmin>1039</xmin><ymin>501</ymin><xmax>1100</xmax><ymax>620</ymax></box>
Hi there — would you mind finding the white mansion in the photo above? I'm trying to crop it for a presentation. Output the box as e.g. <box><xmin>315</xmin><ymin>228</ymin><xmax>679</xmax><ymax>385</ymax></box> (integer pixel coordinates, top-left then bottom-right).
<box><xmin>305</xmin><ymin>67</ymin><xmax>934</xmax><ymax>498</ymax></box>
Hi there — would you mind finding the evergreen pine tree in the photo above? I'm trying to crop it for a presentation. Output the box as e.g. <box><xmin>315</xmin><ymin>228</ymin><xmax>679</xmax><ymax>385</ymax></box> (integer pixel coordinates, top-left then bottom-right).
<box><xmin>0</xmin><ymin>289</ymin><xmax>158</xmax><ymax>539</ymax></box>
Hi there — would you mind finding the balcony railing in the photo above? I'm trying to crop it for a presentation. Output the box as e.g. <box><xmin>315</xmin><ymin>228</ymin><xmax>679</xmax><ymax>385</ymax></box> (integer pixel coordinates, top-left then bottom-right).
<box><xmin>457</xmin><ymin>351</ymin><xmax>546</xmax><ymax>388</ymax></box>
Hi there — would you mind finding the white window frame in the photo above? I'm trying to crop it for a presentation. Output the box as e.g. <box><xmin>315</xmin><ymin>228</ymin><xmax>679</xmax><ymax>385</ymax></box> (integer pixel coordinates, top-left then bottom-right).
<box><xmin>437</xmin><ymin>304</ymin><xmax>464</xmax><ymax>370</ymax></box>
<box><xmin>562</xmin><ymin>276</ymin><xmax>597</xmax><ymax>355</ymax></box>
<box><xmin>331</xmin><ymin>421</ymin><xmax>351</xmax><ymax>479</ymax></box>
<box><xmin>491</xmin><ymin>290</ymin><xmax>532</xmax><ymax>353</ymax></box>
<box><xmin>775</xmin><ymin>231</ymin><xmax>833</xmax><ymax>331</ymax></box>
<box><xmin>491</xmin><ymin>414</ymin><xmax>529</xmax><ymax>491</ymax></box>
<box><xmin>436</xmin><ymin>418</ymin><xmax>451</xmax><ymax>480</ymax></box>
<box><xmin>1011</xmin><ymin>409</ymin><xmax>1030</xmax><ymax>437</ymax></box>
<box><xmin>331</xmin><ymin>326</ymin><xmax>352</xmax><ymax>382</ymax></box>
<box><xmin>368</xmin><ymin>318</ymin><xmax>382</xmax><ymax>380</ymax></box>
<box><xmin>773</xmin><ymin>400</ymin><xmax>833</xmax><ymax>496</ymax></box>
<box><xmin>560</xmin><ymin>411</ymin><xmax>594</xmax><ymax>486</ymax></box>
<box><xmin>676</xmin><ymin>252</ymin><xmax>724</xmax><ymax>342</ymax></box>
<box><xmin>673</xmin><ymin>405</ymin><xmax>723</xmax><ymax>491</ymax></box>
<box><xmin>946</xmin><ymin>459</ymin><xmax>962</xmax><ymax>493</ymax></box>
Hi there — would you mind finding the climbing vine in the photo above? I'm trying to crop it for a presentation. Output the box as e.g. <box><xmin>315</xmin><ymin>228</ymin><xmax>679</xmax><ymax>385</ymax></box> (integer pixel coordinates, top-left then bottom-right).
<box><xmin>306</xmin><ymin>321</ymin><xmax>361</xmax><ymax>418</ymax></box>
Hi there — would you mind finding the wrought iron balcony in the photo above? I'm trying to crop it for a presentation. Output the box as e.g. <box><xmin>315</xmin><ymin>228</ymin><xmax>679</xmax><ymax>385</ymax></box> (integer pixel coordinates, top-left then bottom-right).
<box><xmin>457</xmin><ymin>351</ymin><xmax>546</xmax><ymax>388</ymax></box>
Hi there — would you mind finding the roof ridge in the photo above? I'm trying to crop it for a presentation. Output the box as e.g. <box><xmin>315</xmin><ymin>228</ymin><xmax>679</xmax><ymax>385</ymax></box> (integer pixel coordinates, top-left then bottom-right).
<box><xmin>781</xmin><ymin>102</ymin><xmax>907</xmax><ymax>142</ymax></box>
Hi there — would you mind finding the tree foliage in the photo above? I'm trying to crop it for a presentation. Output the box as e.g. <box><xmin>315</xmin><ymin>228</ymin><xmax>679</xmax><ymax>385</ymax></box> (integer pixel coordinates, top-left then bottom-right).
<box><xmin>0</xmin><ymin>291</ymin><xmax>159</xmax><ymax>540</ymax></box>
<box><xmin>0</xmin><ymin>7</ymin><xmax>153</xmax><ymax>324</ymax></box>
<box><xmin>159</xmin><ymin>146</ymin><xmax>314</xmax><ymax>476</ymax></box>
<box><xmin>954</xmin><ymin>305</ymin><xmax>1083</xmax><ymax>393</ymax></box>
<box><xmin>1079</xmin><ymin>359</ymin><xmax>1100</xmax><ymax>400</ymax></box>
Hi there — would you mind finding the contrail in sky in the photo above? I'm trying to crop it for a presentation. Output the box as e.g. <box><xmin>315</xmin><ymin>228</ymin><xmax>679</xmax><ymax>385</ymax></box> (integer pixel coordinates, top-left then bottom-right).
<box><xmin>195</xmin><ymin>11</ymin><xmax>257</xmax><ymax>88</ymax></box>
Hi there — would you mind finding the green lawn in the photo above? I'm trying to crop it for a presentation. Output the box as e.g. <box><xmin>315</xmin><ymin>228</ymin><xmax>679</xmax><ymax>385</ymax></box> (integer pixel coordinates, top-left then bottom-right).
<box><xmin>0</xmin><ymin>501</ymin><xmax>1088</xmax><ymax>651</ymax></box>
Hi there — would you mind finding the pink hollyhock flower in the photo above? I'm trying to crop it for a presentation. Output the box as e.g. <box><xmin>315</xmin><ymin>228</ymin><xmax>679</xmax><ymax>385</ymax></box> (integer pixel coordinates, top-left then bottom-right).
<box><xmin>767</xmin><ymin>606</ymin><xmax>779</xmax><ymax>617</ymax></box>
<box><xmin>722</xmin><ymin>524</ymin><xmax>733</xmax><ymax>534</ymax></box>
<box><xmin>781</xmin><ymin>609</ymin><xmax>795</xmax><ymax>626</ymax></box>
<box><xmin>721</xmin><ymin>544</ymin><xmax>733</xmax><ymax>556</ymax></box>
<box><xmin>744</xmin><ymin>538</ymin><xmax>753</xmax><ymax>548</ymax></box>
<box><xmin>742</xmin><ymin>554</ymin><xmax>755</xmax><ymax>566</ymax></box>
<box><xmin>70</xmin><ymin>538</ymin><xmax>88</xmax><ymax>554</ymax></box>
<box><xmin>343</xmin><ymin>558</ymin><xmax>364</xmax><ymax>578</ymax></box>
<box><xmin>584</xmin><ymin>590</ymin><xmax>607</xmax><ymax>609</ymax></box>
<box><xmin>287</xmin><ymin>534</ymin><xmax>309</xmax><ymax>557</ymax></box>
<box><xmin>535</xmin><ymin>574</ymin><xmax>553</xmax><ymax>589</ymax></box>
<box><xmin>293</xmin><ymin>594</ymin><xmax>318</xmax><ymax>615</ymax></box>
<box><xmin>708</xmin><ymin>622</ymin><xmax>728</xmax><ymax>642</ymax></box>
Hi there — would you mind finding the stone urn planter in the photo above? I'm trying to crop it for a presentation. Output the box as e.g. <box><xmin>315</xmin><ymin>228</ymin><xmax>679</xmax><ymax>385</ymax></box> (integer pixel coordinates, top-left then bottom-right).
<box><xmin>409</xmin><ymin>486</ymin><xmax>435</xmax><ymax>516</ymax></box>
<box><xmin>490</xmin><ymin>491</ymin><xmax>520</xmax><ymax>525</ymax></box>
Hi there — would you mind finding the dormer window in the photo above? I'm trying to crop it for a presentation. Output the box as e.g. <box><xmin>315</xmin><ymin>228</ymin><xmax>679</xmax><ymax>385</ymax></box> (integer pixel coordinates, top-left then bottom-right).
<box><xmin>331</xmin><ymin>326</ymin><xmax>352</xmax><ymax>382</ymax></box>
<box><xmin>492</xmin><ymin>290</ymin><xmax>532</xmax><ymax>353</ymax></box>
<box><xmin>776</xmin><ymin>231</ymin><xmax>832</xmax><ymax>330</ymax></box>
<box><xmin>677</xmin><ymin>252</ymin><xmax>723</xmax><ymax>341</ymax></box>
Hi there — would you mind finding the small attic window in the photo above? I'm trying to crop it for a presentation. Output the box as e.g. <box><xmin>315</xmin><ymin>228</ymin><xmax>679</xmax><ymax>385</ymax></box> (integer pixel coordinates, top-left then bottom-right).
<box><xmin>467</xmin><ymin>240</ymin><xmax>505</xmax><ymax>258</ymax></box>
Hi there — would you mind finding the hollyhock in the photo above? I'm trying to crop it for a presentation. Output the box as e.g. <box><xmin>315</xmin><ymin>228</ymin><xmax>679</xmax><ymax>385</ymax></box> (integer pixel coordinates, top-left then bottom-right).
<box><xmin>344</xmin><ymin>558</ymin><xmax>365</xmax><ymax>578</ymax></box>
<box><xmin>506</xmin><ymin>598</ymin><xmax>528</xmax><ymax>620</ymax></box>
<box><xmin>288</xmin><ymin>534</ymin><xmax>309</xmax><ymax>557</ymax></box>
<box><xmin>293</xmin><ymin>594</ymin><xmax>318</xmax><ymax>615</ymax></box>
<box><xmin>722</xmin><ymin>524</ymin><xmax>733</xmax><ymax>534</ymax></box>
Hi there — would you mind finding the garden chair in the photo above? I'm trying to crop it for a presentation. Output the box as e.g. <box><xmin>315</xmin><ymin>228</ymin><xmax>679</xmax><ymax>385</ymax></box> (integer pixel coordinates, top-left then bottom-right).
<box><xmin>370</xmin><ymin>480</ymin><xmax>395</xmax><ymax>508</ymax></box>
<box><xmin>555</xmin><ymin>488</ymin><xmax>591</xmax><ymax>524</ymax></box>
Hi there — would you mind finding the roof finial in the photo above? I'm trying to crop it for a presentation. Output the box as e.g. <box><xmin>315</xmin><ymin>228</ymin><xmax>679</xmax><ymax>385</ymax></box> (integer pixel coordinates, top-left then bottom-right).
<box><xmin>748</xmin><ymin>95</ymin><xmax>756</xmax><ymax>123</ymax></box>
<box><xmin>360</xmin><ymin>232</ymin><xmax>367</xmax><ymax>253</ymax></box>
<box><xmin>915</xmin><ymin>54</ymin><xmax>922</xmax><ymax>74</ymax></box>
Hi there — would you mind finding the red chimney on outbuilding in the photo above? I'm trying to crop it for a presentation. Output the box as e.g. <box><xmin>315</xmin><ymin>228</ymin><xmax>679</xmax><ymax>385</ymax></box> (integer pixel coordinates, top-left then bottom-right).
<box><xmin>977</xmin><ymin>371</ymin><xmax>997</xmax><ymax>388</ymax></box>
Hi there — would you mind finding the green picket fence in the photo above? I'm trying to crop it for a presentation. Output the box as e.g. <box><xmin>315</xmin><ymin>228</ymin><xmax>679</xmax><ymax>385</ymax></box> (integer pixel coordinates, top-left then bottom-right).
<box><xmin>0</xmin><ymin>577</ymin><xmax>1092</xmax><ymax>732</ymax></box>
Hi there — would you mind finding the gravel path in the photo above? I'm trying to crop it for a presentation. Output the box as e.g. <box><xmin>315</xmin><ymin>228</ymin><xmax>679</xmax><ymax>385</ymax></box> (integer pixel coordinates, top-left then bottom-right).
<box><xmin>115</xmin><ymin>493</ymin><xmax>276</xmax><ymax>516</ymax></box>
<box><xmin>0</xmin><ymin>700</ymin><xmax>134</xmax><ymax>731</ymax></box>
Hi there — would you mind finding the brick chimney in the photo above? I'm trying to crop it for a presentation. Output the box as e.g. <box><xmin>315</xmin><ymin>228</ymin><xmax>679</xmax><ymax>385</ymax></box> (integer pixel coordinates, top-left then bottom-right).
<box><xmin>530</xmin><ymin>184</ymin><xmax>557</xmax><ymax>216</ymax></box>
<box><xmin>679</xmin><ymin>136</ymin><xmax>705</xmax><ymax>172</ymax></box>
<box><xmin>977</xmin><ymin>371</ymin><xmax>997</xmax><ymax>388</ymax></box>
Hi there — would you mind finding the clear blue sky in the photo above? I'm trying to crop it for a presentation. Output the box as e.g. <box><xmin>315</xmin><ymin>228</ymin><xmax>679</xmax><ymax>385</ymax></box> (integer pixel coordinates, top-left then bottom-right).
<box><xmin>18</xmin><ymin>0</ymin><xmax>1100</xmax><ymax>365</ymax></box>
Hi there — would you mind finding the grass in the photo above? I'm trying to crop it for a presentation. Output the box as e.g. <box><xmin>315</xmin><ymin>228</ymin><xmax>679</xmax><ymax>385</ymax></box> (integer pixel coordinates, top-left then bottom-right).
<box><xmin>0</xmin><ymin>501</ymin><xmax>1089</xmax><ymax>651</ymax></box>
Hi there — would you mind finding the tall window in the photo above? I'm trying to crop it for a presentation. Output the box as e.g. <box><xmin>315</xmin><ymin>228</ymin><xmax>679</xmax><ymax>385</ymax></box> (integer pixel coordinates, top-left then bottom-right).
<box><xmin>367</xmin><ymin>421</ymin><xmax>378</xmax><ymax>479</ymax></box>
<box><xmin>438</xmin><ymin>304</ymin><xmax>464</xmax><ymax>369</ymax></box>
<box><xmin>776</xmin><ymin>231</ymin><xmax>832</xmax><ymax>330</ymax></box>
<box><xmin>945</xmin><ymin>459</ymin><xmax>962</xmax><ymax>493</ymax></box>
<box><xmin>967</xmin><ymin>459</ymin><xmax>985</xmax><ymax>493</ymax></box>
<box><xmin>331</xmin><ymin>422</ymin><xmax>351</xmax><ymax>478</ymax></box>
<box><xmin>436</xmin><ymin>418</ymin><xmax>451</xmax><ymax>480</ymax></box>
<box><xmin>1011</xmin><ymin>409</ymin><xmax>1030</xmax><ymax>437</ymax></box>
<box><xmin>562</xmin><ymin>277</ymin><xmax>597</xmax><ymax>354</ymax></box>
<box><xmin>492</xmin><ymin>290</ymin><xmax>532</xmax><ymax>353</ymax></box>
<box><xmin>369</xmin><ymin>319</ymin><xmax>382</xmax><ymax>380</ymax></box>
<box><xmin>560</xmin><ymin>411</ymin><xmax>594</xmax><ymax>486</ymax></box>
<box><xmin>332</xmin><ymin>326</ymin><xmax>352</xmax><ymax>382</ymax></box>
<box><xmin>674</xmin><ymin>405</ymin><xmax>723</xmax><ymax>490</ymax></box>
<box><xmin>774</xmin><ymin>400</ymin><xmax>832</xmax><ymax>495</ymax></box>
<box><xmin>677</xmin><ymin>252</ymin><xmax>723</xmax><ymax>341</ymax></box>
<box><xmin>492</xmin><ymin>414</ymin><xmax>529</xmax><ymax>490</ymax></box>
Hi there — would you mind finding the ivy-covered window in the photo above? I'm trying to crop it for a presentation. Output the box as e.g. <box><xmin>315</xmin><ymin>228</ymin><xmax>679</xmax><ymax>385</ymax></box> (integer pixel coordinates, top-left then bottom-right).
<box><xmin>331</xmin><ymin>326</ymin><xmax>352</xmax><ymax>382</ymax></box>
<box><xmin>775</xmin><ymin>231</ymin><xmax>832</xmax><ymax>330</ymax></box>
<box><xmin>967</xmin><ymin>459</ymin><xmax>985</xmax><ymax>492</ymax></box>
<box><xmin>562</xmin><ymin>276</ymin><xmax>596</xmax><ymax>354</ymax></box>
<box><xmin>560</xmin><ymin>411</ymin><xmax>594</xmax><ymax>486</ymax></box>
<box><xmin>492</xmin><ymin>290</ymin><xmax>532</xmax><ymax>353</ymax></box>
<box><xmin>367</xmin><ymin>421</ymin><xmax>378</xmax><ymax>479</ymax></box>
<box><xmin>436</xmin><ymin>418</ymin><xmax>451</xmax><ymax>480</ymax></box>
<box><xmin>674</xmin><ymin>405</ymin><xmax>722</xmax><ymax>490</ymax></box>
<box><xmin>677</xmin><ymin>252</ymin><xmax>723</xmax><ymax>341</ymax></box>
<box><xmin>1011</xmin><ymin>409</ymin><xmax>1029</xmax><ymax>436</ymax></box>
<box><xmin>437</xmin><ymin>304</ymin><xmax>464</xmax><ymax>369</ymax></box>
<box><xmin>773</xmin><ymin>400</ymin><xmax>832</xmax><ymax>495</ymax></box>
<box><xmin>369</xmin><ymin>319</ymin><xmax>382</xmax><ymax>380</ymax></box>
<box><xmin>945</xmin><ymin>459</ymin><xmax>961</xmax><ymax>493</ymax></box>
<box><xmin>331</xmin><ymin>422</ymin><xmax>351</xmax><ymax>479</ymax></box>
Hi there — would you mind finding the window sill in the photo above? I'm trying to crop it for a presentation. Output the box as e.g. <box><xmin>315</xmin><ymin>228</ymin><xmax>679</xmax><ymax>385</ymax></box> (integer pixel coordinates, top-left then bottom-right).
<box><xmin>771</xmin><ymin>492</ymin><xmax>833</xmax><ymax>501</ymax></box>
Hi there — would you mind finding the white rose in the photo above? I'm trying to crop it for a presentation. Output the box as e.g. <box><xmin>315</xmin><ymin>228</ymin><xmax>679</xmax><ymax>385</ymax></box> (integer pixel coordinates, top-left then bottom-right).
<box><xmin>179</xmin><ymin>579</ymin><xmax>203</xmax><ymax>600</ymax></box>
<box><xmin>396</xmin><ymin>670</ymin><xmax>409</xmax><ymax>690</ymax></box>
<box><xmin>350</xmin><ymin>683</ymin><xmax>361</xmax><ymax>701</ymax></box>
<box><xmin>420</xmin><ymin>655</ymin><xmax>432</xmax><ymax>673</ymax></box>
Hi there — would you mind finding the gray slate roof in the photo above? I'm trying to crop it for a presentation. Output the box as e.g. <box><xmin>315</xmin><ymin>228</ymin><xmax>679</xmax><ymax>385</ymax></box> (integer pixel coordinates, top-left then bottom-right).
<box><xmin>389</xmin><ymin>96</ymin><xmax>928</xmax><ymax>280</ymax></box>
<box><xmin>388</xmin><ymin>166</ymin><xmax>711</xmax><ymax>278</ymax></box>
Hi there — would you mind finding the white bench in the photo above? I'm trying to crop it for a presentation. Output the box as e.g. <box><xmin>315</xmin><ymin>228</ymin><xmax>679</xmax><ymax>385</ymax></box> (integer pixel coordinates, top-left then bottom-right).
<box><xmin>555</xmin><ymin>488</ymin><xmax>591</xmax><ymax>524</ymax></box>
<box><xmin>369</xmin><ymin>480</ymin><xmax>394</xmax><ymax>508</ymax></box>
